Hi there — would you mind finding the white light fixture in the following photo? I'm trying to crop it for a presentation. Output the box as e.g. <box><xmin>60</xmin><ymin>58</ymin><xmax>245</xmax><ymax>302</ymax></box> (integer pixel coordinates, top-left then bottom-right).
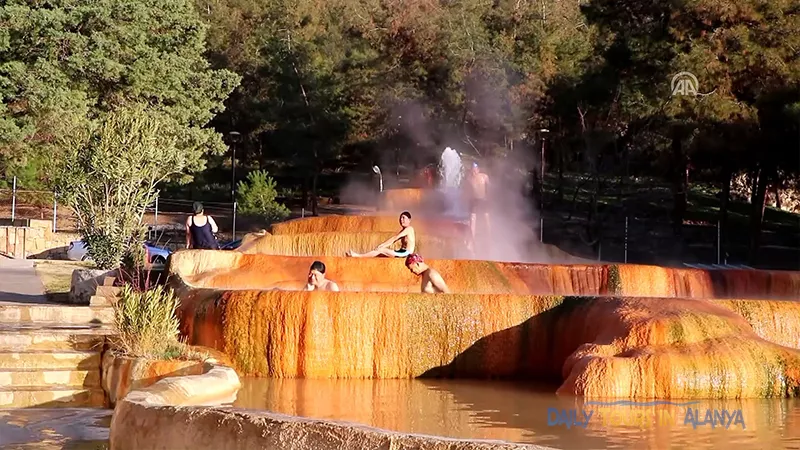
<box><xmin>372</xmin><ymin>165</ymin><xmax>383</xmax><ymax>192</ymax></box>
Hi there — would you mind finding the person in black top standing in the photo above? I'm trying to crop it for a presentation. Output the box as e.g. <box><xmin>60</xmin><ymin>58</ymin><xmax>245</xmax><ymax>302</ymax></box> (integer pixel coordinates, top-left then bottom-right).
<box><xmin>185</xmin><ymin>202</ymin><xmax>220</xmax><ymax>249</ymax></box>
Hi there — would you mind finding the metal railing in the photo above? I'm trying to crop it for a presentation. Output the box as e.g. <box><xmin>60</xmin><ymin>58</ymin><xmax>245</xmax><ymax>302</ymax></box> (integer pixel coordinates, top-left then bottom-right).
<box><xmin>0</xmin><ymin>176</ymin><xmax>241</xmax><ymax>239</ymax></box>
<box><xmin>2</xmin><ymin>175</ymin><xmax>796</xmax><ymax>269</ymax></box>
<box><xmin>0</xmin><ymin>179</ymin><xmax>60</xmax><ymax>232</ymax></box>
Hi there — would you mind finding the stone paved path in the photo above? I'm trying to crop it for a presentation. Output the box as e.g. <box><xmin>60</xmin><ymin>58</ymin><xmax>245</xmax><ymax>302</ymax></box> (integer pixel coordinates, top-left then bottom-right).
<box><xmin>0</xmin><ymin>257</ymin><xmax>47</xmax><ymax>305</ymax></box>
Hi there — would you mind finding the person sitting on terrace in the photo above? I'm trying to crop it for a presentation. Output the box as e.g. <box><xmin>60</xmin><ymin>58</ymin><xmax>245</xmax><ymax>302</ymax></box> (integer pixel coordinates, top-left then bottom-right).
<box><xmin>404</xmin><ymin>253</ymin><xmax>450</xmax><ymax>294</ymax></box>
<box><xmin>305</xmin><ymin>260</ymin><xmax>340</xmax><ymax>292</ymax></box>
<box><xmin>346</xmin><ymin>211</ymin><xmax>415</xmax><ymax>258</ymax></box>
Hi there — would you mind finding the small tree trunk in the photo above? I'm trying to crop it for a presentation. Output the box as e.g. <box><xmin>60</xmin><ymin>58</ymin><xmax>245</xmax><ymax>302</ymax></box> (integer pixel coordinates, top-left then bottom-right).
<box><xmin>311</xmin><ymin>143</ymin><xmax>320</xmax><ymax>216</ymax></box>
<box><xmin>557</xmin><ymin>143</ymin><xmax>564</xmax><ymax>202</ymax></box>
<box><xmin>719</xmin><ymin>166</ymin><xmax>732</xmax><ymax>252</ymax></box>
<box><xmin>748</xmin><ymin>167</ymin><xmax>770</xmax><ymax>265</ymax></box>
<box><xmin>311</xmin><ymin>170</ymin><xmax>319</xmax><ymax>216</ymax></box>
<box><xmin>670</xmin><ymin>135</ymin><xmax>687</xmax><ymax>235</ymax></box>
<box><xmin>749</xmin><ymin>169</ymin><xmax>759</xmax><ymax>205</ymax></box>
<box><xmin>302</xmin><ymin>176</ymin><xmax>309</xmax><ymax>211</ymax></box>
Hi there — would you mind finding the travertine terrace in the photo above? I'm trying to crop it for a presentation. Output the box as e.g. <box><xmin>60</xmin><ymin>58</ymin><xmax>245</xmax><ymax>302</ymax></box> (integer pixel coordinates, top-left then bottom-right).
<box><xmin>170</xmin><ymin>249</ymin><xmax>800</xmax><ymax>299</ymax></box>
<box><xmin>168</xmin><ymin>213</ymin><xmax>800</xmax><ymax>400</ymax></box>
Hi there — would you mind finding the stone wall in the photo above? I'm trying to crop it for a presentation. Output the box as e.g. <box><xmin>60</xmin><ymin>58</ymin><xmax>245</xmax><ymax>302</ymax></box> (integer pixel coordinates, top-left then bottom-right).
<box><xmin>0</xmin><ymin>219</ymin><xmax>79</xmax><ymax>259</ymax></box>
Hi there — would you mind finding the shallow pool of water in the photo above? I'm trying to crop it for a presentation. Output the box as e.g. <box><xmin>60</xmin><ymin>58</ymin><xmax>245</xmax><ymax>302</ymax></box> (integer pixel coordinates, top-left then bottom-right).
<box><xmin>0</xmin><ymin>408</ymin><xmax>110</xmax><ymax>449</ymax></box>
<box><xmin>232</xmin><ymin>378</ymin><xmax>800</xmax><ymax>449</ymax></box>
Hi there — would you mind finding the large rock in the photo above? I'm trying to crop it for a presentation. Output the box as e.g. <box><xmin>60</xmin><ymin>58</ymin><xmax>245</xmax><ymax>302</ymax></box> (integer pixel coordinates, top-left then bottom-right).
<box><xmin>101</xmin><ymin>352</ymin><xmax>205</xmax><ymax>406</ymax></box>
<box><xmin>68</xmin><ymin>268</ymin><xmax>118</xmax><ymax>305</ymax></box>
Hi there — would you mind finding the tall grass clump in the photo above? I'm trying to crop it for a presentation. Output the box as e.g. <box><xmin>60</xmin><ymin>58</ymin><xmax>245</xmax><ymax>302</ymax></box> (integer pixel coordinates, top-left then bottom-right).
<box><xmin>111</xmin><ymin>284</ymin><xmax>183</xmax><ymax>359</ymax></box>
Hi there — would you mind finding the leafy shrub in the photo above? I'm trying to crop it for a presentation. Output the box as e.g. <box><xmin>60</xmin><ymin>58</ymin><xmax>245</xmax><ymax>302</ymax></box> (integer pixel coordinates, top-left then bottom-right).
<box><xmin>278</xmin><ymin>186</ymin><xmax>298</xmax><ymax>200</ymax></box>
<box><xmin>50</xmin><ymin>105</ymin><xmax>191</xmax><ymax>270</ymax></box>
<box><xmin>237</xmin><ymin>170</ymin><xmax>291</xmax><ymax>223</ymax></box>
<box><xmin>111</xmin><ymin>284</ymin><xmax>183</xmax><ymax>359</ymax></box>
<box><xmin>83</xmin><ymin>230</ymin><xmax>128</xmax><ymax>272</ymax></box>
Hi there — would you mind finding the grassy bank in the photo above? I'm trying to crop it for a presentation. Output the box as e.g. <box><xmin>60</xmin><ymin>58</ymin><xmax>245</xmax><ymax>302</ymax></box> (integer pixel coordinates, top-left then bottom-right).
<box><xmin>34</xmin><ymin>260</ymin><xmax>96</xmax><ymax>303</ymax></box>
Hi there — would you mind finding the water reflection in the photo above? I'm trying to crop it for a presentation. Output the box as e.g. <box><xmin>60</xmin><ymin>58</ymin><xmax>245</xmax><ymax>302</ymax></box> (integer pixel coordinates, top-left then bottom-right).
<box><xmin>232</xmin><ymin>377</ymin><xmax>800</xmax><ymax>449</ymax></box>
<box><xmin>0</xmin><ymin>408</ymin><xmax>110</xmax><ymax>449</ymax></box>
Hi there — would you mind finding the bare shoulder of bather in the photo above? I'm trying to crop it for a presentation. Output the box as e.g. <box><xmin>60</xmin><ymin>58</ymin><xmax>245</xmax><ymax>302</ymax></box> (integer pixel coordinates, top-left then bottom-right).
<box><xmin>326</xmin><ymin>280</ymin><xmax>340</xmax><ymax>292</ymax></box>
<box><xmin>428</xmin><ymin>268</ymin><xmax>449</xmax><ymax>293</ymax></box>
<box><xmin>401</xmin><ymin>226</ymin><xmax>416</xmax><ymax>253</ymax></box>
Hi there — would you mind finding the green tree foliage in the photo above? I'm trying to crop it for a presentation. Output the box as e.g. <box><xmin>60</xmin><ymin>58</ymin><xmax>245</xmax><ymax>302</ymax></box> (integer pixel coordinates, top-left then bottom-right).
<box><xmin>51</xmin><ymin>105</ymin><xmax>190</xmax><ymax>270</ymax></box>
<box><xmin>200</xmin><ymin>0</ymin><xmax>376</xmax><ymax>213</ymax></box>
<box><xmin>0</xmin><ymin>0</ymin><xmax>240</xmax><ymax>185</ymax></box>
<box><xmin>3</xmin><ymin>0</ymin><xmax>797</xmax><ymax>265</ymax></box>
<box><xmin>237</xmin><ymin>170</ymin><xmax>290</xmax><ymax>224</ymax></box>
<box><xmin>198</xmin><ymin>0</ymin><xmax>594</xmax><ymax>209</ymax></box>
<box><xmin>581</xmin><ymin>0</ymin><xmax>799</xmax><ymax>260</ymax></box>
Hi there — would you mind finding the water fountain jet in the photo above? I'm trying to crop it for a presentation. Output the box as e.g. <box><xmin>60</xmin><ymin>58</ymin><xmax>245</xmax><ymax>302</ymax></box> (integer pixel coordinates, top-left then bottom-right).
<box><xmin>437</xmin><ymin>147</ymin><xmax>465</xmax><ymax>219</ymax></box>
<box><xmin>438</xmin><ymin>147</ymin><xmax>463</xmax><ymax>189</ymax></box>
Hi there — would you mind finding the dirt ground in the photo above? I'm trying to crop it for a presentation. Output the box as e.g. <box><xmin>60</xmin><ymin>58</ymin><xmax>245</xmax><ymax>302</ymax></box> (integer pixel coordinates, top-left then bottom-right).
<box><xmin>32</xmin><ymin>259</ymin><xmax>96</xmax><ymax>303</ymax></box>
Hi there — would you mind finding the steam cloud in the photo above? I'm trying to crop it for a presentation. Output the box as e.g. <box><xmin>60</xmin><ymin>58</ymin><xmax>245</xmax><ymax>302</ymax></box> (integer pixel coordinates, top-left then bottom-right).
<box><xmin>335</xmin><ymin>63</ymin><xmax>561</xmax><ymax>263</ymax></box>
<box><xmin>339</xmin><ymin>101</ymin><xmax>551</xmax><ymax>263</ymax></box>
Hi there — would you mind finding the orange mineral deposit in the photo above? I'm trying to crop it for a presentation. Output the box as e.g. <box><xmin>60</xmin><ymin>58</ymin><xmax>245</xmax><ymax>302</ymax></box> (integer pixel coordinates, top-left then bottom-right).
<box><xmin>270</xmin><ymin>214</ymin><xmax>470</xmax><ymax>239</ymax></box>
<box><xmin>175</xmin><ymin>289</ymin><xmax>800</xmax><ymax>399</ymax></box>
<box><xmin>236</xmin><ymin>232</ymin><xmax>459</xmax><ymax>259</ymax></box>
<box><xmin>169</xmin><ymin>251</ymin><xmax>800</xmax><ymax>299</ymax></box>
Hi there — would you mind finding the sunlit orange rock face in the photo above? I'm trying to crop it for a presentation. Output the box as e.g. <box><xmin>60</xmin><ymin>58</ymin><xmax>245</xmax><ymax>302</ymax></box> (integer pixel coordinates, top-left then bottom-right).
<box><xmin>169</xmin><ymin>251</ymin><xmax>800</xmax><ymax>299</ymax></box>
<box><xmin>237</xmin><ymin>231</ymin><xmax>461</xmax><ymax>259</ymax></box>
<box><xmin>172</xmin><ymin>252</ymin><xmax>531</xmax><ymax>293</ymax></box>
<box><xmin>176</xmin><ymin>289</ymin><xmax>800</xmax><ymax>398</ymax></box>
<box><xmin>614</xmin><ymin>264</ymin><xmax>800</xmax><ymax>299</ymax></box>
<box><xmin>240</xmin><ymin>229</ymin><xmax>586</xmax><ymax>262</ymax></box>
<box><xmin>558</xmin><ymin>297</ymin><xmax>800</xmax><ymax>398</ymax></box>
<box><xmin>177</xmin><ymin>290</ymin><xmax>565</xmax><ymax>379</ymax></box>
<box><xmin>263</xmin><ymin>214</ymin><xmax>597</xmax><ymax>262</ymax></box>
<box><xmin>270</xmin><ymin>215</ymin><xmax>470</xmax><ymax>238</ymax></box>
<box><xmin>379</xmin><ymin>188</ymin><xmax>434</xmax><ymax>211</ymax></box>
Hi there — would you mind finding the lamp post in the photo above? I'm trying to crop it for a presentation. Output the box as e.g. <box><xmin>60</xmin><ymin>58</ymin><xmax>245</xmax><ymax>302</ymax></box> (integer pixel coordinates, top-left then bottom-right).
<box><xmin>228</xmin><ymin>131</ymin><xmax>241</xmax><ymax>202</ymax></box>
<box><xmin>537</xmin><ymin>128</ymin><xmax>550</xmax><ymax>210</ymax></box>
<box><xmin>228</xmin><ymin>131</ymin><xmax>241</xmax><ymax>241</ymax></box>
<box><xmin>372</xmin><ymin>165</ymin><xmax>383</xmax><ymax>192</ymax></box>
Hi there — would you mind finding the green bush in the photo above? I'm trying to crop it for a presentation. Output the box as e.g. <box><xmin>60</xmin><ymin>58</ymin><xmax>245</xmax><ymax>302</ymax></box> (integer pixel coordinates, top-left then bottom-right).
<box><xmin>111</xmin><ymin>284</ymin><xmax>182</xmax><ymax>359</ymax></box>
<box><xmin>83</xmin><ymin>230</ymin><xmax>128</xmax><ymax>272</ymax></box>
<box><xmin>237</xmin><ymin>170</ymin><xmax>291</xmax><ymax>223</ymax></box>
